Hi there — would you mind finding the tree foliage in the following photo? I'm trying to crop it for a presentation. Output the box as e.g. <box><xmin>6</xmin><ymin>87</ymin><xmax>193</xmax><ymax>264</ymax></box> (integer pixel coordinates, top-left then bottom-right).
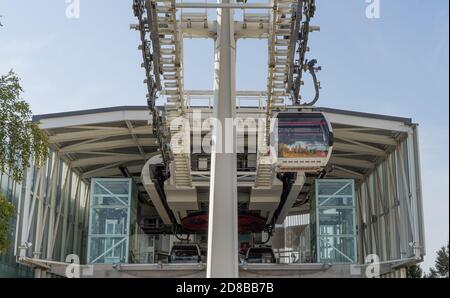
<box><xmin>425</xmin><ymin>241</ymin><xmax>449</xmax><ymax>278</ymax></box>
<box><xmin>0</xmin><ymin>192</ymin><xmax>15</xmax><ymax>254</ymax></box>
<box><xmin>434</xmin><ymin>242</ymin><xmax>449</xmax><ymax>278</ymax></box>
<box><xmin>0</xmin><ymin>70</ymin><xmax>48</xmax><ymax>182</ymax></box>
<box><xmin>407</xmin><ymin>264</ymin><xmax>423</xmax><ymax>278</ymax></box>
<box><xmin>425</xmin><ymin>268</ymin><xmax>439</xmax><ymax>279</ymax></box>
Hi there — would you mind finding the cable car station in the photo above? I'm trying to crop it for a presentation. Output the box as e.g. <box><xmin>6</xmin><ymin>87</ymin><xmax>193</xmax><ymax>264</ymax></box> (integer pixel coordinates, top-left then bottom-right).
<box><xmin>10</xmin><ymin>0</ymin><xmax>425</xmax><ymax>278</ymax></box>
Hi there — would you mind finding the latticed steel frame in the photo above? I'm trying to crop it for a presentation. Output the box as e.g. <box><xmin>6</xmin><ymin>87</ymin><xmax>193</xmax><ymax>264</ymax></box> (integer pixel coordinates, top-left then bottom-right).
<box><xmin>15</xmin><ymin>150</ymin><xmax>91</xmax><ymax>275</ymax></box>
<box><xmin>354</xmin><ymin>127</ymin><xmax>425</xmax><ymax>265</ymax></box>
<box><xmin>13</xmin><ymin>113</ymin><xmax>425</xmax><ymax>275</ymax></box>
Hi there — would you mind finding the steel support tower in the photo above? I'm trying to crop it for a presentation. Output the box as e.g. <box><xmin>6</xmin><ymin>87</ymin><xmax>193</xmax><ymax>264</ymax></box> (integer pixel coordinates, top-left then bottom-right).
<box><xmin>133</xmin><ymin>0</ymin><xmax>322</xmax><ymax>277</ymax></box>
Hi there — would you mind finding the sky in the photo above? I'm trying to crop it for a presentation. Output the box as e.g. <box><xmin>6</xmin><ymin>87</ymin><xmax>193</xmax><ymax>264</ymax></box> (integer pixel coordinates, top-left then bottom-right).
<box><xmin>0</xmin><ymin>0</ymin><xmax>448</xmax><ymax>271</ymax></box>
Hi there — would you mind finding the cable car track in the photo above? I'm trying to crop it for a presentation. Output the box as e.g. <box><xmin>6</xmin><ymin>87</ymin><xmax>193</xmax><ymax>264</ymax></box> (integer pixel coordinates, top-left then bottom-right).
<box><xmin>133</xmin><ymin>0</ymin><xmax>331</xmax><ymax>233</ymax></box>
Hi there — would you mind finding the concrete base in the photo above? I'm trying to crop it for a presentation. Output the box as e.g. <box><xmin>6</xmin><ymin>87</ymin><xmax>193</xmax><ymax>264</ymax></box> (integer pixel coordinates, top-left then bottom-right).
<box><xmin>19</xmin><ymin>257</ymin><xmax>411</xmax><ymax>278</ymax></box>
<box><xmin>45</xmin><ymin>263</ymin><xmax>366</xmax><ymax>278</ymax></box>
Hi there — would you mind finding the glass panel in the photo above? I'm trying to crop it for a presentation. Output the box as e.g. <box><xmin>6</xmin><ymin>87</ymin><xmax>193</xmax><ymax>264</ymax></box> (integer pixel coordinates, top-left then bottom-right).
<box><xmin>88</xmin><ymin>178</ymin><xmax>134</xmax><ymax>264</ymax></box>
<box><xmin>318</xmin><ymin>196</ymin><xmax>354</xmax><ymax>207</ymax></box>
<box><xmin>88</xmin><ymin>237</ymin><xmax>127</xmax><ymax>264</ymax></box>
<box><xmin>92</xmin><ymin>195</ymin><xmax>129</xmax><ymax>206</ymax></box>
<box><xmin>318</xmin><ymin>236</ymin><xmax>356</xmax><ymax>263</ymax></box>
<box><xmin>314</xmin><ymin>180</ymin><xmax>357</xmax><ymax>263</ymax></box>
<box><xmin>317</xmin><ymin>181</ymin><xmax>353</xmax><ymax>196</ymax></box>
<box><xmin>277</xmin><ymin>113</ymin><xmax>330</xmax><ymax>159</ymax></box>
<box><xmin>89</xmin><ymin>208</ymin><xmax>128</xmax><ymax>235</ymax></box>
<box><xmin>318</xmin><ymin>208</ymin><xmax>355</xmax><ymax>235</ymax></box>
<box><xmin>93</xmin><ymin>180</ymin><xmax>130</xmax><ymax>196</ymax></box>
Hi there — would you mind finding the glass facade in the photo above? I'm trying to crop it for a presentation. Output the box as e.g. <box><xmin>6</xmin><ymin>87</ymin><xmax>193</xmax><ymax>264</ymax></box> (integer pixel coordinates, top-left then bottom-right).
<box><xmin>0</xmin><ymin>171</ymin><xmax>33</xmax><ymax>277</ymax></box>
<box><xmin>87</xmin><ymin>179</ymin><xmax>137</xmax><ymax>264</ymax></box>
<box><xmin>312</xmin><ymin>179</ymin><xmax>357</xmax><ymax>263</ymax></box>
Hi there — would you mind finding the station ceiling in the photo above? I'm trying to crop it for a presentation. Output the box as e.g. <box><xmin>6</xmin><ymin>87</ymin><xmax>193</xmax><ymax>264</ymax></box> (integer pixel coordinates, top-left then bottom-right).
<box><xmin>33</xmin><ymin>105</ymin><xmax>414</xmax><ymax>211</ymax></box>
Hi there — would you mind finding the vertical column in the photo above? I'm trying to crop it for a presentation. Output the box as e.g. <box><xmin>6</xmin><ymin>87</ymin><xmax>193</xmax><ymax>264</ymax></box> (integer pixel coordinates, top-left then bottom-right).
<box><xmin>34</xmin><ymin>161</ymin><xmax>47</xmax><ymax>259</ymax></box>
<box><xmin>72</xmin><ymin>178</ymin><xmax>82</xmax><ymax>255</ymax></box>
<box><xmin>46</xmin><ymin>158</ymin><xmax>60</xmax><ymax>260</ymax></box>
<box><xmin>35</xmin><ymin>268</ymin><xmax>42</xmax><ymax>278</ymax></box>
<box><xmin>411</xmin><ymin>127</ymin><xmax>426</xmax><ymax>257</ymax></box>
<box><xmin>207</xmin><ymin>0</ymin><xmax>239</xmax><ymax>278</ymax></box>
<box><xmin>19</xmin><ymin>166</ymin><xmax>33</xmax><ymax>257</ymax></box>
<box><xmin>407</xmin><ymin>130</ymin><xmax>422</xmax><ymax>259</ymax></box>
<box><xmin>60</xmin><ymin>169</ymin><xmax>72</xmax><ymax>261</ymax></box>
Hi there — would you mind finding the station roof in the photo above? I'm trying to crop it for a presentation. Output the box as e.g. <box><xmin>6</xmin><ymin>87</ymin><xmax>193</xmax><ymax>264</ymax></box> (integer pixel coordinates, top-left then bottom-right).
<box><xmin>33</xmin><ymin>105</ymin><xmax>415</xmax><ymax>202</ymax></box>
<box><xmin>33</xmin><ymin>105</ymin><xmax>413</xmax><ymax>124</ymax></box>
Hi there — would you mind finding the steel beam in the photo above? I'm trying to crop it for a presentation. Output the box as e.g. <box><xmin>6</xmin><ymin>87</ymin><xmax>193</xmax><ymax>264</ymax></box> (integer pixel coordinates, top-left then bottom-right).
<box><xmin>49</xmin><ymin>126</ymin><xmax>151</xmax><ymax>143</ymax></box>
<box><xmin>19</xmin><ymin>166</ymin><xmax>33</xmax><ymax>257</ymax></box>
<box><xmin>406</xmin><ymin>131</ymin><xmax>422</xmax><ymax>259</ymax></box>
<box><xmin>37</xmin><ymin>110</ymin><xmax>151</xmax><ymax>129</ymax></box>
<box><xmin>60</xmin><ymin>138</ymin><xmax>157</xmax><ymax>154</ymax></box>
<box><xmin>333</xmin><ymin>130</ymin><xmax>397</xmax><ymax>146</ymax></box>
<box><xmin>46</xmin><ymin>158</ymin><xmax>60</xmax><ymax>260</ymax></box>
<box><xmin>176</xmin><ymin>3</ymin><xmax>273</xmax><ymax>9</ymax></box>
<box><xmin>275</xmin><ymin>174</ymin><xmax>306</xmax><ymax>225</ymax></box>
<box><xmin>331</xmin><ymin>157</ymin><xmax>375</xmax><ymax>169</ymax></box>
<box><xmin>333</xmin><ymin>142</ymin><xmax>386</xmax><ymax>157</ymax></box>
<box><xmin>71</xmin><ymin>153</ymin><xmax>157</xmax><ymax>168</ymax></box>
<box><xmin>33</xmin><ymin>159</ymin><xmax>48</xmax><ymax>259</ymax></box>
<box><xmin>411</xmin><ymin>127</ymin><xmax>426</xmax><ymax>256</ymax></box>
<box><xmin>207</xmin><ymin>0</ymin><xmax>239</xmax><ymax>278</ymax></box>
<box><xmin>72</xmin><ymin>178</ymin><xmax>82</xmax><ymax>256</ymax></box>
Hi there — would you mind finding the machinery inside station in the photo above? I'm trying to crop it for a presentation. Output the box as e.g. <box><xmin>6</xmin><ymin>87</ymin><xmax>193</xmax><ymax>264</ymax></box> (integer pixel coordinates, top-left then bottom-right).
<box><xmin>118</xmin><ymin>0</ymin><xmax>340</xmax><ymax>267</ymax></box>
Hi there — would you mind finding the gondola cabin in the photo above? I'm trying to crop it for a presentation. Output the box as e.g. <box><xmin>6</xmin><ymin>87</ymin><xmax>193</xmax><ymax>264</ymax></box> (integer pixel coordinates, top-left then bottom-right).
<box><xmin>271</xmin><ymin>112</ymin><xmax>334</xmax><ymax>173</ymax></box>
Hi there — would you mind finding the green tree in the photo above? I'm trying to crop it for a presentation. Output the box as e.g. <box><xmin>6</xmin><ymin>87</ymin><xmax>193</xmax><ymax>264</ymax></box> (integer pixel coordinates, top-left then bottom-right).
<box><xmin>0</xmin><ymin>70</ymin><xmax>48</xmax><ymax>182</ymax></box>
<box><xmin>407</xmin><ymin>264</ymin><xmax>424</xmax><ymax>278</ymax></box>
<box><xmin>0</xmin><ymin>192</ymin><xmax>15</xmax><ymax>254</ymax></box>
<box><xmin>435</xmin><ymin>242</ymin><xmax>449</xmax><ymax>278</ymax></box>
<box><xmin>426</xmin><ymin>242</ymin><xmax>449</xmax><ymax>278</ymax></box>
<box><xmin>0</xmin><ymin>70</ymin><xmax>48</xmax><ymax>255</ymax></box>
<box><xmin>425</xmin><ymin>268</ymin><xmax>439</xmax><ymax>278</ymax></box>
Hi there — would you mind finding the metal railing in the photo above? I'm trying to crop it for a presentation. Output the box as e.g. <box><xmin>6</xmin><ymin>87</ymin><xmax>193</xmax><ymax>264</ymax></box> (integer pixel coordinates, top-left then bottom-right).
<box><xmin>273</xmin><ymin>248</ymin><xmax>311</xmax><ymax>264</ymax></box>
<box><xmin>160</xmin><ymin>90</ymin><xmax>289</xmax><ymax>109</ymax></box>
